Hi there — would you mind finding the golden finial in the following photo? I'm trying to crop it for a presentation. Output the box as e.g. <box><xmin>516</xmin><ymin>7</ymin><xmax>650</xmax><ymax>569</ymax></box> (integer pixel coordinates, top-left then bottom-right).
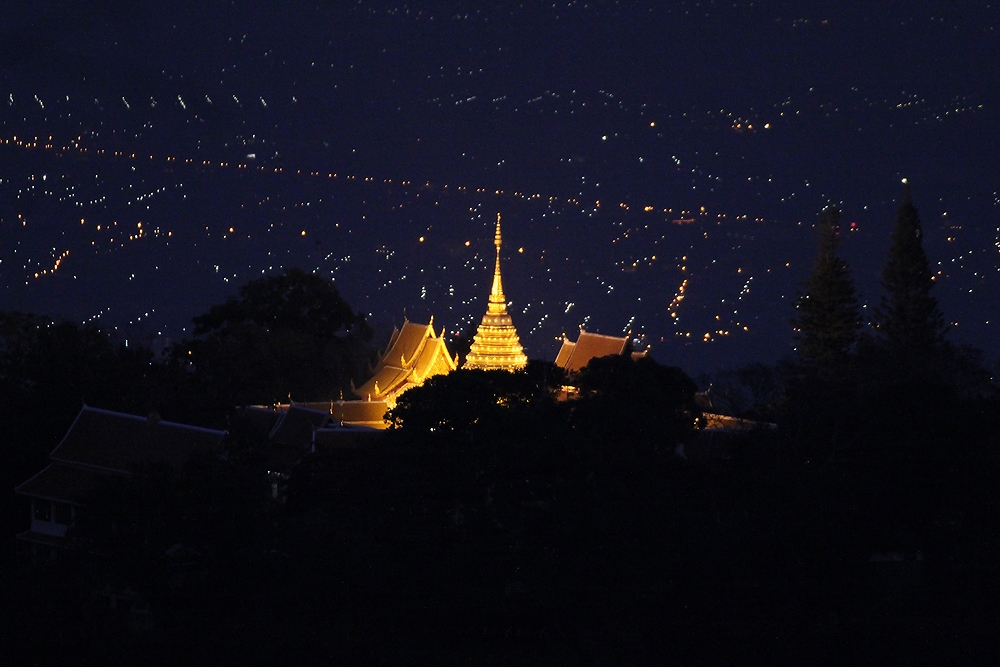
<box><xmin>490</xmin><ymin>214</ymin><xmax>505</xmax><ymax>304</ymax></box>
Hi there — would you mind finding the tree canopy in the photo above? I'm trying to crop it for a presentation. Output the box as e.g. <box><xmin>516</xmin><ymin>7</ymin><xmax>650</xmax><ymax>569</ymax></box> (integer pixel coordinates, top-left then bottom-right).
<box><xmin>174</xmin><ymin>269</ymin><xmax>374</xmax><ymax>419</ymax></box>
<box><xmin>387</xmin><ymin>365</ymin><xmax>553</xmax><ymax>439</ymax></box>
<box><xmin>0</xmin><ymin>311</ymin><xmax>161</xmax><ymax>539</ymax></box>
<box><xmin>571</xmin><ymin>354</ymin><xmax>702</xmax><ymax>450</ymax></box>
<box><xmin>192</xmin><ymin>268</ymin><xmax>368</xmax><ymax>341</ymax></box>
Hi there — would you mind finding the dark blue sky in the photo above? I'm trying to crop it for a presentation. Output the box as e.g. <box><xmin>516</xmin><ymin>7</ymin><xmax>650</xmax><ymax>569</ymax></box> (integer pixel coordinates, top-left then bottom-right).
<box><xmin>2</xmin><ymin>1</ymin><xmax>997</xmax><ymax>374</ymax></box>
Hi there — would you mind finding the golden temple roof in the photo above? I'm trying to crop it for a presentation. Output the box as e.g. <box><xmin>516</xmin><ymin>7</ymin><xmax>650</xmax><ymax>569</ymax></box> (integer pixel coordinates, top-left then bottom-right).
<box><xmin>352</xmin><ymin>318</ymin><xmax>457</xmax><ymax>403</ymax></box>
<box><xmin>463</xmin><ymin>214</ymin><xmax>528</xmax><ymax>371</ymax></box>
<box><xmin>331</xmin><ymin>399</ymin><xmax>392</xmax><ymax>429</ymax></box>
<box><xmin>327</xmin><ymin>318</ymin><xmax>458</xmax><ymax>429</ymax></box>
<box><xmin>554</xmin><ymin>329</ymin><xmax>647</xmax><ymax>372</ymax></box>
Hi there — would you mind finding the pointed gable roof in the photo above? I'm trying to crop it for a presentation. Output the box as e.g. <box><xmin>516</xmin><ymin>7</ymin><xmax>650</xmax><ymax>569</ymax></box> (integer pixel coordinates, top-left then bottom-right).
<box><xmin>49</xmin><ymin>406</ymin><xmax>226</xmax><ymax>474</ymax></box>
<box><xmin>16</xmin><ymin>407</ymin><xmax>227</xmax><ymax>514</ymax></box>
<box><xmin>268</xmin><ymin>403</ymin><xmax>331</xmax><ymax>446</ymax></box>
<box><xmin>554</xmin><ymin>337</ymin><xmax>576</xmax><ymax>368</ymax></box>
<box><xmin>334</xmin><ymin>318</ymin><xmax>457</xmax><ymax>429</ymax></box>
<box><xmin>230</xmin><ymin>405</ymin><xmax>283</xmax><ymax>441</ymax></box>
<box><xmin>352</xmin><ymin>318</ymin><xmax>457</xmax><ymax>402</ymax></box>
<box><xmin>412</xmin><ymin>334</ymin><xmax>454</xmax><ymax>382</ymax></box>
<box><xmin>555</xmin><ymin>329</ymin><xmax>645</xmax><ymax>372</ymax></box>
<box><xmin>16</xmin><ymin>463</ymin><xmax>112</xmax><ymax>505</ymax></box>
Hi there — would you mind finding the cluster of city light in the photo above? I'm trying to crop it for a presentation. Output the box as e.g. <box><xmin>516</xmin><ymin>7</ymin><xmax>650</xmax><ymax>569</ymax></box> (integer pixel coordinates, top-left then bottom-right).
<box><xmin>668</xmin><ymin>278</ymin><xmax>688</xmax><ymax>320</ymax></box>
<box><xmin>4</xmin><ymin>105</ymin><xmax>993</xmax><ymax>352</ymax></box>
<box><xmin>1</xmin><ymin>130</ymin><xmax>784</xmax><ymax>253</ymax></box>
<box><xmin>31</xmin><ymin>249</ymin><xmax>70</xmax><ymax>279</ymax></box>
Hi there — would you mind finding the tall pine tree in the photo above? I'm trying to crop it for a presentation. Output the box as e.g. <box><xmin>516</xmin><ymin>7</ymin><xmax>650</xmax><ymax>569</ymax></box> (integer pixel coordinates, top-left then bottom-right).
<box><xmin>875</xmin><ymin>184</ymin><xmax>947</xmax><ymax>361</ymax></box>
<box><xmin>792</xmin><ymin>204</ymin><xmax>861</xmax><ymax>378</ymax></box>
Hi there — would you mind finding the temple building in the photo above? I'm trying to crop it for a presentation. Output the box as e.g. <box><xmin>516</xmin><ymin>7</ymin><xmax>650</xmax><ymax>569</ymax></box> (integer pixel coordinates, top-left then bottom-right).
<box><xmin>330</xmin><ymin>318</ymin><xmax>458</xmax><ymax>428</ymax></box>
<box><xmin>554</xmin><ymin>329</ymin><xmax>648</xmax><ymax>372</ymax></box>
<box><xmin>463</xmin><ymin>214</ymin><xmax>528</xmax><ymax>371</ymax></box>
<box><xmin>15</xmin><ymin>407</ymin><xmax>226</xmax><ymax>562</ymax></box>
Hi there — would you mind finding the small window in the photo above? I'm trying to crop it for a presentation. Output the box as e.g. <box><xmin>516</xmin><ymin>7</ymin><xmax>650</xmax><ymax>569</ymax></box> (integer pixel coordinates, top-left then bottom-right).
<box><xmin>33</xmin><ymin>499</ymin><xmax>51</xmax><ymax>522</ymax></box>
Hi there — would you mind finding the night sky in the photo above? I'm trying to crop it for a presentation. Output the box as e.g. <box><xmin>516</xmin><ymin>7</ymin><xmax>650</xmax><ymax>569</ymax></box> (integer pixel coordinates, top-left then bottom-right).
<box><xmin>2</xmin><ymin>1</ymin><xmax>997</xmax><ymax>375</ymax></box>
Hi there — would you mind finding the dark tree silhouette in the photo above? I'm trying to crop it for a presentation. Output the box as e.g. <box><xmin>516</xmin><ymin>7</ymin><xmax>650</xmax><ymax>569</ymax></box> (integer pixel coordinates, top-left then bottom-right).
<box><xmin>792</xmin><ymin>204</ymin><xmax>861</xmax><ymax>379</ymax></box>
<box><xmin>173</xmin><ymin>269</ymin><xmax>374</xmax><ymax>418</ymax></box>
<box><xmin>192</xmin><ymin>268</ymin><xmax>369</xmax><ymax>342</ymax></box>
<box><xmin>875</xmin><ymin>185</ymin><xmax>947</xmax><ymax>362</ymax></box>
<box><xmin>701</xmin><ymin>362</ymin><xmax>784</xmax><ymax>422</ymax></box>
<box><xmin>387</xmin><ymin>367</ymin><xmax>543</xmax><ymax>438</ymax></box>
<box><xmin>0</xmin><ymin>312</ymin><xmax>168</xmax><ymax>555</ymax></box>
<box><xmin>571</xmin><ymin>355</ymin><xmax>702</xmax><ymax>451</ymax></box>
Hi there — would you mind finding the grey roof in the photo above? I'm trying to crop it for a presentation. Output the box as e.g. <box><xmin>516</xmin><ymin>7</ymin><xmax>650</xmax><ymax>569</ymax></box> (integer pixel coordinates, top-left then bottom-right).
<box><xmin>15</xmin><ymin>462</ymin><xmax>118</xmax><ymax>504</ymax></box>
<box><xmin>268</xmin><ymin>403</ymin><xmax>330</xmax><ymax>447</ymax></box>
<box><xmin>50</xmin><ymin>406</ymin><xmax>226</xmax><ymax>474</ymax></box>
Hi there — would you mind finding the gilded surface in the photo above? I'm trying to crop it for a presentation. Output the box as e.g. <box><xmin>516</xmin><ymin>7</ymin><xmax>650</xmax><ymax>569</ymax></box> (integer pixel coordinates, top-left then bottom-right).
<box><xmin>464</xmin><ymin>214</ymin><xmax>528</xmax><ymax>371</ymax></box>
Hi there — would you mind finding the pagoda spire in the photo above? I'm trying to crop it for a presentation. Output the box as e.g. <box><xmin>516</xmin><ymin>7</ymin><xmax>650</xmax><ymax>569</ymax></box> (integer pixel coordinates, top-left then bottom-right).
<box><xmin>463</xmin><ymin>214</ymin><xmax>527</xmax><ymax>371</ymax></box>
<box><xmin>490</xmin><ymin>214</ymin><xmax>505</xmax><ymax>303</ymax></box>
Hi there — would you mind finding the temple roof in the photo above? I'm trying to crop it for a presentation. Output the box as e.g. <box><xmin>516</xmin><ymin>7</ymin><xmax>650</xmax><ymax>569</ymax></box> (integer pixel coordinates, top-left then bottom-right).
<box><xmin>331</xmin><ymin>399</ymin><xmax>391</xmax><ymax>428</ymax></box>
<box><xmin>554</xmin><ymin>338</ymin><xmax>576</xmax><ymax>368</ymax></box>
<box><xmin>230</xmin><ymin>405</ymin><xmax>283</xmax><ymax>440</ymax></box>
<box><xmin>16</xmin><ymin>406</ymin><xmax>226</xmax><ymax>508</ymax></box>
<box><xmin>15</xmin><ymin>462</ymin><xmax>114</xmax><ymax>505</ymax></box>
<box><xmin>412</xmin><ymin>335</ymin><xmax>452</xmax><ymax>380</ymax></box>
<box><xmin>555</xmin><ymin>329</ymin><xmax>646</xmax><ymax>372</ymax></box>
<box><xmin>702</xmin><ymin>412</ymin><xmax>777</xmax><ymax>432</ymax></box>
<box><xmin>331</xmin><ymin>317</ymin><xmax>456</xmax><ymax>429</ymax></box>
<box><xmin>313</xmin><ymin>423</ymin><xmax>384</xmax><ymax>447</ymax></box>
<box><xmin>268</xmin><ymin>403</ymin><xmax>331</xmax><ymax>446</ymax></box>
<box><xmin>49</xmin><ymin>406</ymin><xmax>226</xmax><ymax>474</ymax></box>
<box><xmin>386</xmin><ymin>320</ymin><xmax>435</xmax><ymax>367</ymax></box>
<box><xmin>352</xmin><ymin>318</ymin><xmax>457</xmax><ymax>402</ymax></box>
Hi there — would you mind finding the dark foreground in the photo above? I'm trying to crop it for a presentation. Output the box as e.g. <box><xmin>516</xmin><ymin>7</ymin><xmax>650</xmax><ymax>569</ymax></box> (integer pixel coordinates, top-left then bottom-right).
<box><xmin>3</xmin><ymin>421</ymin><xmax>998</xmax><ymax>666</ymax></box>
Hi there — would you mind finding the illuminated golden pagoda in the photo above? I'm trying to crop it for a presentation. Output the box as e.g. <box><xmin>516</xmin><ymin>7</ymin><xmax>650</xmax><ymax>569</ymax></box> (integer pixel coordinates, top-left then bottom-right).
<box><xmin>463</xmin><ymin>214</ymin><xmax>528</xmax><ymax>371</ymax></box>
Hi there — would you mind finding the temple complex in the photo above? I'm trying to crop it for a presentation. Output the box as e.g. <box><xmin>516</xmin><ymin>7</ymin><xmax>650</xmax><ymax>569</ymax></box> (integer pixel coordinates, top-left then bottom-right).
<box><xmin>463</xmin><ymin>214</ymin><xmax>528</xmax><ymax>371</ymax></box>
